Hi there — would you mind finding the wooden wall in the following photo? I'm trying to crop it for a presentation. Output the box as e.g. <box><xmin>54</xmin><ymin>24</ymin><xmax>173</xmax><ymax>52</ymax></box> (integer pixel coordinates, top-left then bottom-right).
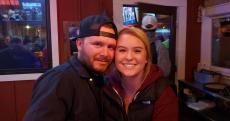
<box><xmin>204</xmin><ymin>0</ymin><xmax>230</xmax><ymax>6</ymax></box>
<box><xmin>0</xmin><ymin>0</ymin><xmax>113</xmax><ymax>121</ymax></box>
<box><xmin>185</xmin><ymin>0</ymin><xmax>203</xmax><ymax>81</ymax></box>
<box><xmin>0</xmin><ymin>80</ymin><xmax>35</xmax><ymax>121</ymax></box>
<box><xmin>57</xmin><ymin>0</ymin><xmax>113</xmax><ymax>64</ymax></box>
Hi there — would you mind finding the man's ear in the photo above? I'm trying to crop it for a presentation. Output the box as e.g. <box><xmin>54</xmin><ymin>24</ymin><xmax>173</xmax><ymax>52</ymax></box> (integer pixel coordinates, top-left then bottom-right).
<box><xmin>76</xmin><ymin>39</ymin><xmax>82</xmax><ymax>51</ymax></box>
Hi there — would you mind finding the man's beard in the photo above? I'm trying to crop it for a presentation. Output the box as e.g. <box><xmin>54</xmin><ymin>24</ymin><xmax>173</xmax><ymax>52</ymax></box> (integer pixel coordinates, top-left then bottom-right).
<box><xmin>79</xmin><ymin>49</ymin><xmax>111</xmax><ymax>74</ymax></box>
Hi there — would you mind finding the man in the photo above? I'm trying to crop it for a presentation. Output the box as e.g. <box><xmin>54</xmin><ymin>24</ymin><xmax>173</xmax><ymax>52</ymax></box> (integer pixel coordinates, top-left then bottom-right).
<box><xmin>3</xmin><ymin>35</ymin><xmax>11</xmax><ymax>46</ymax></box>
<box><xmin>141</xmin><ymin>14</ymin><xmax>171</xmax><ymax>77</ymax></box>
<box><xmin>23</xmin><ymin>15</ymin><xmax>118</xmax><ymax>121</ymax></box>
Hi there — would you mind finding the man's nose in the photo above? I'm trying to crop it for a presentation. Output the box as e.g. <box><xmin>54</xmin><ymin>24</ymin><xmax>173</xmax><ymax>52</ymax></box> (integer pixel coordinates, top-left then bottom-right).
<box><xmin>101</xmin><ymin>46</ymin><xmax>109</xmax><ymax>56</ymax></box>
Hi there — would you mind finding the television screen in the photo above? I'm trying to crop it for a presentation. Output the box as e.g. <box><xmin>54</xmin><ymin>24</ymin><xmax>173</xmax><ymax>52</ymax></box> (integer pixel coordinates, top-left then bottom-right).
<box><xmin>22</xmin><ymin>2</ymin><xmax>41</xmax><ymax>9</ymax></box>
<box><xmin>21</xmin><ymin>2</ymin><xmax>43</xmax><ymax>21</ymax></box>
<box><xmin>122</xmin><ymin>4</ymin><xmax>138</xmax><ymax>26</ymax></box>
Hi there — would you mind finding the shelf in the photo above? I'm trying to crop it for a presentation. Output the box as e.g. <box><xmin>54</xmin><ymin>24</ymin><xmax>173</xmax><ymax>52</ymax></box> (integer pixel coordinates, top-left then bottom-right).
<box><xmin>179</xmin><ymin>80</ymin><xmax>230</xmax><ymax>121</ymax></box>
<box><xmin>180</xmin><ymin>102</ymin><xmax>230</xmax><ymax>121</ymax></box>
<box><xmin>179</xmin><ymin>80</ymin><xmax>230</xmax><ymax>102</ymax></box>
<box><xmin>200</xmin><ymin>108</ymin><xmax>230</xmax><ymax>121</ymax></box>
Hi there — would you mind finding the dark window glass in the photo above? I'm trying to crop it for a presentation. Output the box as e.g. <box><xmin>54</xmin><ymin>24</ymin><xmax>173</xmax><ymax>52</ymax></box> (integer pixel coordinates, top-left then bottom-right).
<box><xmin>0</xmin><ymin>0</ymin><xmax>52</xmax><ymax>74</ymax></box>
<box><xmin>212</xmin><ymin>17</ymin><xmax>230</xmax><ymax>68</ymax></box>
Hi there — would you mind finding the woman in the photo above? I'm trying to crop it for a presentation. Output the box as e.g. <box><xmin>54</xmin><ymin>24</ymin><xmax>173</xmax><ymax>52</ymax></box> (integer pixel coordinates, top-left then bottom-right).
<box><xmin>102</xmin><ymin>27</ymin><xmax>178</xmax><ymax>121</ymax></box>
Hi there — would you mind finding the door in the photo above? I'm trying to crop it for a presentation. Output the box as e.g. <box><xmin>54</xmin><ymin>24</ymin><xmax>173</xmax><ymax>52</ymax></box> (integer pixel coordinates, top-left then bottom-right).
<box><xmin>138</xmin><ymin>2</ymin><xmax>177</xmax><ymax>87</ymax></box>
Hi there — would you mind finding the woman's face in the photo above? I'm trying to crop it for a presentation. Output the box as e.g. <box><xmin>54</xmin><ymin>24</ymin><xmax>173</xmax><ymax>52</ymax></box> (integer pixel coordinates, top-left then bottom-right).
<box><xmin>115</xmin><ymin>33</ymin><xmax>147</xmax><ymax>78</ymax></box>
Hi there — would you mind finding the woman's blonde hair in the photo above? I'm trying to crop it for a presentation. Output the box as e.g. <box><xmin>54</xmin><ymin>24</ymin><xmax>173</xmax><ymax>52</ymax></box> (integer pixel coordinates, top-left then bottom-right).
<box><xmin>118</xmin><ymin>27</ymin><xmax>152</xmax><ymax>79</ymax></box>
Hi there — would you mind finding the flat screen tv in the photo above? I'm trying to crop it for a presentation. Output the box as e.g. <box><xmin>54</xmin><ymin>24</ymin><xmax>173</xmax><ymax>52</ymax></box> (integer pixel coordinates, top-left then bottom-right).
<box><xmin>122</xmin><ymin>4</ymin><xmax>138</xmax><ymax>26</ymax></box>
<box><xmin>21</xmin><ymin>1</ymin><xmax>43</xmax><ymax>21</ymax></box>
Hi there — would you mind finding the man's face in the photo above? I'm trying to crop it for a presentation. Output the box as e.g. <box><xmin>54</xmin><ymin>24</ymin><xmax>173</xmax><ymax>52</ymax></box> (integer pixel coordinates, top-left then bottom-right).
<box><xmin>4</xmin><ymin>36</ymin><xmax>11</xmax><ymax>45</ymax></box>
<box><xmin>145</xmin><ymin>30</ymin><xmax>156</xmax><ymax>39</ymax></box>
<box><xmin>77</xmin><ymin>26</ymin><xmax>116</xmax><ymax>74</ymax></box>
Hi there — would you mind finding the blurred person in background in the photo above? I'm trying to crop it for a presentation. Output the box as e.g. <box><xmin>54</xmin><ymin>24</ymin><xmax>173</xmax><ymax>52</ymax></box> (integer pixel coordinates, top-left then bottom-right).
<box><xmin>0</xmin><ymin>37</ymin><xmax>41</xmax><ymax>69</ymax></box>
<box><xmin>141</xmin><ymin>14</ymin><xmax>171</xmax><ymax>77</ymax></box>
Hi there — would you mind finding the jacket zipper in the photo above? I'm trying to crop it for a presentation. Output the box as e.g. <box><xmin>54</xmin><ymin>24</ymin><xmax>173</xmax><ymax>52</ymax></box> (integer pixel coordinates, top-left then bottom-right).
<box><xmin>133</xmin><ymin>91</ymin><xmax>140</xmax><ymax>101</ymax></box>
<box><xmin>127</xmin><ymin>91</ymin><xmax>140</xmax><ymax>121</ymax></box>
<box><xmin>113</xmin><ymin>88</ymin><xmax>142</xmax><ymax>121</ymax></box>
<box><xmin>112</xmin><ymin>88</ymin><xmax>123</xmax><ymax>106</ymax></box>
<box><xmin>112</xmin><ymin>88</ymin><xmax>129</xmax><ymax>121</ymax></box>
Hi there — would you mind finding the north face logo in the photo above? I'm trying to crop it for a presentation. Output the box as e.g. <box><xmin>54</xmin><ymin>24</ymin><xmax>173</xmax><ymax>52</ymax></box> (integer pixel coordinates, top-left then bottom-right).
<box><xmin>142</xmin><ymin>100</ymin><xmax>151</xmax><ymax>105</ymax></box>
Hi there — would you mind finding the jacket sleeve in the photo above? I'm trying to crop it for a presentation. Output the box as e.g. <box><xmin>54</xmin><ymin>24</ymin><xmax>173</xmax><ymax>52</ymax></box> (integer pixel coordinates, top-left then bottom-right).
<box><xmin>23</xmin><ymin>70</ymin><xmax>74</xmax><ymax>121</ymax></box>
<box><xmin>152</xmin><ymin>86</ymin><xmax>178</xmax><ymax>121</ymax></box>
<box><xmin>157</xmin><ymin>43</ymin><xmax>171</xmax><ymax>77</ymax></box>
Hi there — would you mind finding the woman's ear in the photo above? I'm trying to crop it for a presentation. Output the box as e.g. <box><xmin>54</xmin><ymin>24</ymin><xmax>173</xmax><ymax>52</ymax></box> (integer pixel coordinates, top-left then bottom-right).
<box><xmin>145</xmin><ymin>56</ymin><xmax>148</xmax><ymax>64</ymax></box>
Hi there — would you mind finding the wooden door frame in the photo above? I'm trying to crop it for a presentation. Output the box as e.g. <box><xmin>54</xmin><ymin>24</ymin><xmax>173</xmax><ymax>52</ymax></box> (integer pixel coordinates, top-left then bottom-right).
<box><xmin>137</xmin><ymin>2</ymin><xmax>177</xmax><ymax>83</ymax></box>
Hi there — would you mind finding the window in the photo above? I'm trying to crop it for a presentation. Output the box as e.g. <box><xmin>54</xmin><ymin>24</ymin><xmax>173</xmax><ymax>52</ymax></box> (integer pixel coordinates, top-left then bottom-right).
<box><xmin>0</xmin><ymin>0</ymin><xmax>52</xmax><ymax>74</ymax></box>
<box><xmin>200</xmin><ymin>2</ymin><xmax>230</xmax><ymax>76</ymax></box>
<box><xmin>211</xmin><ymin>17</ymin><xmax>230</xmax><ymax>68</ymax></box>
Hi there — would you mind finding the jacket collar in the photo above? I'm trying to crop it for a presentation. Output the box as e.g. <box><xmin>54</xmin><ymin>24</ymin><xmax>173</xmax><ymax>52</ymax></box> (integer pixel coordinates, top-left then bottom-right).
<box><xmin>109</xmin><ymin>64</ymin><xmax>164</xmax><ymax>93</ymax></box>
<box><xmin>138</xmin><ymin>65</ymin><xmax>163</xmax><ymax>91</ymax></box>
<box><xmin>69</xmin><ymin>54</ymin><xmax>105</xmax><ymax>86</ymax></box>
<box><xmin>68</xmin><ymin>54</ymin><xmax>91</xmax><ymax>78</ymax></box>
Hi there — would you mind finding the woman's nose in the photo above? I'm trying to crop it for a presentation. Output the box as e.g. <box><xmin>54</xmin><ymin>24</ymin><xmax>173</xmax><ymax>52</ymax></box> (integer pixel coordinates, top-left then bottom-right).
<box><xmin>126</xmin><ymin>51</ymin><xmax>133</xmax><ymax>60</ymax></box>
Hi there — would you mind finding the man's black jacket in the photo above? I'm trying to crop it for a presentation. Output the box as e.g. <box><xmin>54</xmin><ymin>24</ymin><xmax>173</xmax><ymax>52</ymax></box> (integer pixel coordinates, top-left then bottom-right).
<box><xmin>24</xmin><ymin>55</ymin><xmax>104</xmax><ymax>121</ymax></box>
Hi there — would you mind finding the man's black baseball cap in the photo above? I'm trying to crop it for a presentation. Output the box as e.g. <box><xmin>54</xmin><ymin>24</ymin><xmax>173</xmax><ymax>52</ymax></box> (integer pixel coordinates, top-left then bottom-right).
<box><xmin>77</xmin><ymin>15</ymin><xmax>118</xmax><ymax>39</ymax></box>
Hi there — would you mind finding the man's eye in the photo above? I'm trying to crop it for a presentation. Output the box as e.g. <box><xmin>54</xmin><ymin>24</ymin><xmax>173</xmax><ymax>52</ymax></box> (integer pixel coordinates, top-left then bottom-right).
<box><xmin>108</xmin><ymin>45</ymin><xmax>116</xmax><ymax>50</ymax></box>
<box><xmin>92</xmin><ymin>42</ymin><xmax>103</xmax><ymax>47</ymax></box>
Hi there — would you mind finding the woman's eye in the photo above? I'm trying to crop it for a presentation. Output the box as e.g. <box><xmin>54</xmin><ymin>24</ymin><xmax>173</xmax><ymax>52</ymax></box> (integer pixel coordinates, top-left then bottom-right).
<box><xmin>134</xmin><ymin>49</ymin><xmax>142</xmax><ymax>53</ymax></box>
<box><xmin>117</xmin><ymin>48</ymin><xmax>126</xmax><ymax>52</ymax></box>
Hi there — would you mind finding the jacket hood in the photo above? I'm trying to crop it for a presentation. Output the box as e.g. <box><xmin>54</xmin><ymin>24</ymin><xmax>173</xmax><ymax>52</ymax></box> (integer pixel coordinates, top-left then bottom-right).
<box><xmin>108</xmin><ymin>64</ymin><xmax>164</xmax><ymax>94</ymax></box>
